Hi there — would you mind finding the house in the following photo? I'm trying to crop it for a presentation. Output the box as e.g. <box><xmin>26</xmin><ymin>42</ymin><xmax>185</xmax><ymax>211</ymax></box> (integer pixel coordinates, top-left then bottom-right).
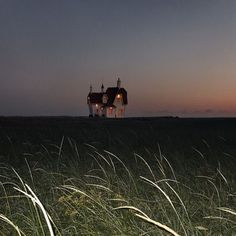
<box><xmin>87</xmin><ymin>78</ymin><xmax>128</xmax><ymax>118</ymax></box>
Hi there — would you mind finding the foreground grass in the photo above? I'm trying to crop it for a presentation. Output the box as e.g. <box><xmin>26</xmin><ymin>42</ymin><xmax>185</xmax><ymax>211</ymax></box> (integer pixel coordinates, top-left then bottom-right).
<box><xmin>0</xmin><ymin>145</ymin><xmax>236</xmax><ymax>235</ymax></box>
<box><xmin>0</xmin><ymin>117</ymin><xmax>236</xmax><ymax>235</ymax></box>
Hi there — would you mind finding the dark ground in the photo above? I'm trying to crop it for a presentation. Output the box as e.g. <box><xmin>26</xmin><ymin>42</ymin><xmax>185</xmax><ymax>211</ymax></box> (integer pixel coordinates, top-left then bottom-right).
<box><xmin>1</xmin><ymin>116</ymin><xmax>236</xmax><ymax>169</ymax></box>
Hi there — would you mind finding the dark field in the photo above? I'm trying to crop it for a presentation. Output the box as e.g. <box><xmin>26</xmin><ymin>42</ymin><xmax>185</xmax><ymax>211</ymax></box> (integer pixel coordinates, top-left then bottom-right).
<box><xmin>0</xmin><ymin>117</ymin><xmax>236</xmax><ymax>235</ymax></box>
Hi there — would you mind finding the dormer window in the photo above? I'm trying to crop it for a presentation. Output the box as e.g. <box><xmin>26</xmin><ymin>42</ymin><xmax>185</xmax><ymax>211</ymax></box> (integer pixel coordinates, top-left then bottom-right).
<box><xmin>102</xmin><ymin>94</ymin><xmax>108</xmax><ymax>104</ymax></box>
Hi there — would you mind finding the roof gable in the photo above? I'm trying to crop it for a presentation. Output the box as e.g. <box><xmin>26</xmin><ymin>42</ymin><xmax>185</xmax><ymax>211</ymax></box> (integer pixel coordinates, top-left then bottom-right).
<box><xmin>106</xmin><ymin>87</ymin><xmax>128</xmax><ymax>105</ymax></box>
<box><xmin>87</xmin><ymin>92</ymin><xmax>104</xmax><ymax>104</ymax></box>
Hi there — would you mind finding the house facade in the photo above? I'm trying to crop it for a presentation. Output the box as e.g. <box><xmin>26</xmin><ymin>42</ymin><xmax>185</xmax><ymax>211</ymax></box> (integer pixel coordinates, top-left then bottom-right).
<box><xmin>87</xmin><ymin>78</ymin><xmax>128</xmax><ymax>118</ymax></box>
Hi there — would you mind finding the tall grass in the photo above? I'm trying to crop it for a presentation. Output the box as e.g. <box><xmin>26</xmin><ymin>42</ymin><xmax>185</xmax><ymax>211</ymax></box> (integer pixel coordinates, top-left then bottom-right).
<box><xmin>0</xmin><ymin>146</ymin><xmax>235</xmax><ymax>235</ymax></box>
<box><xmin>0</xmin><ymin>117</ymin><xmax>236</xmax><ymax>235</ymax></box>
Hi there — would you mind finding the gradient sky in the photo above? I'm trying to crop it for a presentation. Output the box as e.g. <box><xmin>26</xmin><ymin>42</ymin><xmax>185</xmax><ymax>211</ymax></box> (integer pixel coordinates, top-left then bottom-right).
<box><xmin>1</xmin><ymin>0</ymin><xmax>236</xmax><ymax>117</ymax></box>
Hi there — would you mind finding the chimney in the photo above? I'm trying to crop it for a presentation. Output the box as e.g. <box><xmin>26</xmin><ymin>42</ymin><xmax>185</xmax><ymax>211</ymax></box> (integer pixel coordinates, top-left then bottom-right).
<box><xmin>101</xmin><ymin>83</ymin><xmax>104</xmax><ymax>92</ymax></box>
<box><xmin>117</xmin><ymin>78</ymin><xmax>121</xmax><ymax>88</ymax></box>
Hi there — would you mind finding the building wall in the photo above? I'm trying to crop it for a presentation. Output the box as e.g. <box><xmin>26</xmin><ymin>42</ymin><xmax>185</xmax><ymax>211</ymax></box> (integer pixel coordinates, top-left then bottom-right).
<box><xmin>88</xmin><ymin>104</ymin><xmax>93</xmax><ymax>116</ymax></box>
<box><xmin>92</xmin><ymin>104</ymin><xmax>104</xmax><ymax>117</ymax></box>
<box><xmin>113</xmin><ymin>95</ymin><xmax>126</xmax><ymax>118</ymax></box>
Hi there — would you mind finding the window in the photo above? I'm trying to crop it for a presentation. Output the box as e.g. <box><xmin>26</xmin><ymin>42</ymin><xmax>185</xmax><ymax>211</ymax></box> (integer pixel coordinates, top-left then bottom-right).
<box><xmin>102</xmin><ymin>95</ymin><xmax>108</xmax><ymax>103</ymax></box>
<box><xmin>108</xmin><ymin>107</ymin><xmax>113</xmax><ymax>115</ymax></box>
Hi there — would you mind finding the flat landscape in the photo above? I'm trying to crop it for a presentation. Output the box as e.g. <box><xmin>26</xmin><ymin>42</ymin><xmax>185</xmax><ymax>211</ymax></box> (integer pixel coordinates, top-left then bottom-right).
<box><xmin>0</xmin><ymin>117</ymin><xmax>236</xmax><ymax>235</ymax></box>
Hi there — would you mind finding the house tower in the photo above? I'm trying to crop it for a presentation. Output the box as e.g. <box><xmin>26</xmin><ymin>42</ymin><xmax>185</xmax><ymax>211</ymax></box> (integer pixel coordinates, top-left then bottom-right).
<box><xmin>117</xmin><ymin>78</ymin><xmax>121</xmax><ymax>88</ymax></box>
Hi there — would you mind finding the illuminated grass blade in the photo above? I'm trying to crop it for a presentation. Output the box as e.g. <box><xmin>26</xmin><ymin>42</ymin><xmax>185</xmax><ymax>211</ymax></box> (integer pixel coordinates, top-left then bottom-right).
<box><xmin>14</xmin><ymin>184</ymin><xmax>56</xmax><ymax>236</ymax></box>
<box><xmin>0</xmin><ymin>214</ymin><xmax>25</xmax><ymax>236</ymax></box>
<box><xmin>114</xmin><ymin>205</ymin><xmax>181</xmax><ymax>236</ymax></box>
<box><xmin>217</xmin><ymin>207</ymin><xmax>236</xmax><ymax>216</ymax></box>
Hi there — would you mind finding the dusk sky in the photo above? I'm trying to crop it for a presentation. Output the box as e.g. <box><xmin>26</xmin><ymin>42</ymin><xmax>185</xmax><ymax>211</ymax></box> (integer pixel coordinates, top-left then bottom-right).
<box><xmin>1</xmin><ymin>0</ymin><xmax>236</xmax><ymax>117</ymax></box>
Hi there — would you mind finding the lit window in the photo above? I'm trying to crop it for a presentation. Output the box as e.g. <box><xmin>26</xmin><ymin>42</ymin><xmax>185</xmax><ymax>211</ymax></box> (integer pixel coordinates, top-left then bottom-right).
<box><xmin>95</xmin><ymin>104</ymin><xmax>98</xmax><ymax>108</ymax></box>
<box><xmin>108</xmin><ymin>107</ymin><xmax>113</xmax><ymax>115</ymax></box>
<box><xmin>117</xmin><ymin>94</ymin><xmax>121</xmax><ymax>99</ymax></box>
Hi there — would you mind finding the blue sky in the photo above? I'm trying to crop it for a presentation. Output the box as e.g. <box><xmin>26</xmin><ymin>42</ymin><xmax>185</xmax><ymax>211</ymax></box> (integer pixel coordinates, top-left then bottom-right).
<box><xmin>1</xmin><ymin>0</ymin><xmax>236</xmax><ymax>117</ymax></box>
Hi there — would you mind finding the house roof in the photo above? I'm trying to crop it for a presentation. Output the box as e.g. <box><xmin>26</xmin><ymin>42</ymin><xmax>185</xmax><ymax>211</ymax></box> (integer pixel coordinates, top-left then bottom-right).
<box><xmin>87</xmin><ymin>92</ymin><xmax>104</xmax><ymax>104</ymax></box>
<box><xmin>106</xmin><ymin>87</ymin><xmax>128</xmax><ymax>105</ymax></box>
<box><xmin>88</xmin><ymin>87</ymin><xmax>128</xmax><ymax>105</ymax></box>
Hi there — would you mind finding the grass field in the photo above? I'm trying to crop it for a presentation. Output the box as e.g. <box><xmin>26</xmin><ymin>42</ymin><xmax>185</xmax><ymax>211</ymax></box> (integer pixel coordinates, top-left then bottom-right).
<box><xmin>0</xmin><ymin>117</ymin><xmax>236</xmax><ymax>235</ymax></box>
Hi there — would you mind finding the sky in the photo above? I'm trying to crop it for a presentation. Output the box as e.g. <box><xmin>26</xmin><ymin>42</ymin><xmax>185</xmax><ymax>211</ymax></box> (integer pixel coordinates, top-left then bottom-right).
<box><xmin>1</xmin><ymin>0</ymin><xmax>236</xmax><ymax>117</ymax></box>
